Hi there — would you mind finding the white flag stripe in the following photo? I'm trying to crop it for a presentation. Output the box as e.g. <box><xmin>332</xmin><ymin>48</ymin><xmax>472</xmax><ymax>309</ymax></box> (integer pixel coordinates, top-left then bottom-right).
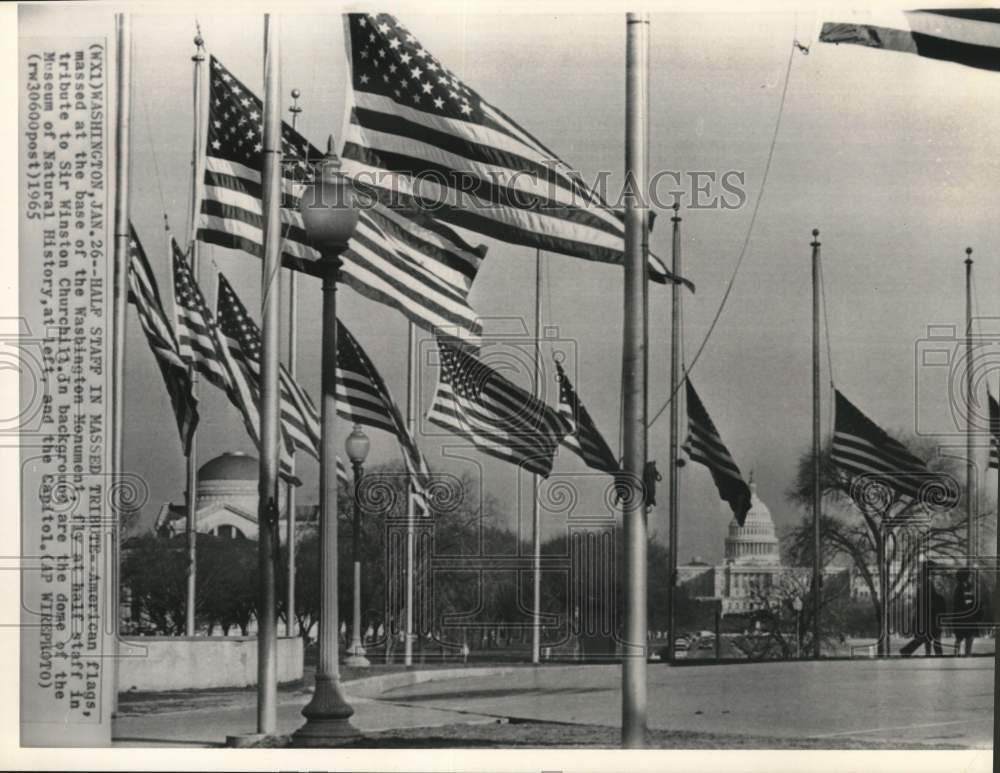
<box><xmin>344</xmin><ymin>120</ymin><xmax>623</xmax><ymax>226</ymax></box>
<box><xmin>353</xmin><ymin>90</ymin><xmax>611</xmax><ymax>214</ymax></box>
<box><xmin>341</xmin><ymin>156</ymin><xmax>625</xmax><ymax>254</ymax></box>
<box><xmin>906</xmin><ymin>10</ymin><xmax>1000</xmax><ymax>47</ymax></box>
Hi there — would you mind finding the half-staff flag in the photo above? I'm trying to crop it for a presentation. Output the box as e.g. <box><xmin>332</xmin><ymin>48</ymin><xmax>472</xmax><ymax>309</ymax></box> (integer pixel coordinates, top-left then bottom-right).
<box><xmin>342</xmin><ymin>12</ymin><xmax>693</xmax><ymax>291</ymax></box>
<box><xmin>555</xmin><ymin>359</ymin><xmax>620</xmax><ymax>475</ymax></box>
<box><xmin>987</xmin><ymin>388</ymin><xmax>999</xmax><ymax>470</ymax></box>
<box><xmin>336</xmin><ymin>317</ymin><xmax>431</xmax><ymax>513</ymax></box>
<box><xmin>427</xmin><ymin>337</ymin><xmax>569</xmax><ymax>478</ymax></box>
<box><xmin>820</xmin><ymin>9</ymin><xmax>1000</xmax><ymax>72</ymax></box>
<box><xmin>196</xmin><ymin>55</ymin><xmax>486</xmax><ymax>344</ymax></box>
<box><xmin>127</xmin><ymin>225</ymin><xmax>198</xmax><ymax>454</ymax></box>
<box><xmin>832</xmin><ymin>389</ymin><xmax>959</xmax><ymax>510</ymax></box>
<box><xmin>683</xmin><ymin>380</ymin><xmax>752</xmax><ymax>526</ymax></box>
<box><xmin>170</xmin><ymin>248</ymin><xmax>300</xmax><ymax>485</ymax></box>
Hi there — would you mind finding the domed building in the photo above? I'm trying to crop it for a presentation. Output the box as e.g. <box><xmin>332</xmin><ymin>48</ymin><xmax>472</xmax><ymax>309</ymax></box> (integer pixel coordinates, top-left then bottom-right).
<box><xmin>154</xmin><ymin>452</ymin><xmax>317</xmax><ymax>540</ymax></box>
<box><xmin>724</xmin><ymin>482</ymin><xmax>781</xmax><ymax>564</ymax></box>
<box><xmin>677</xmin><ymin>479</ymin><xmax>787</xmax><ymax>615</ymax></box>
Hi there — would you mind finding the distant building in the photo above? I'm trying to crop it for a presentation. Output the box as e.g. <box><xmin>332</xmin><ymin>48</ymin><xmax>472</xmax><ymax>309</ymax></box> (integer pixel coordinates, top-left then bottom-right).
<box><xmin>154</xmin><ymin>452</ymin><xmax>318</xmax><ymax>540</ymax></box>
<box><xmin>677</xmin><ymin>481</ymin><xmax>848</xmax><ymax>615</ymax></box>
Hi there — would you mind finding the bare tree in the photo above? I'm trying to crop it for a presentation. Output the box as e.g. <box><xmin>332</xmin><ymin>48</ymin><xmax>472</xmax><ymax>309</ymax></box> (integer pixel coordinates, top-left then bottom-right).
<box><xmin>785</xmin><ymin>437</ymin><xmax>976</xmax><ymax>654</ymax></box>
<box><xmin>728</xmin><ymin>569</ymin><xmax>852</xmax><ymax>660</ymax></box>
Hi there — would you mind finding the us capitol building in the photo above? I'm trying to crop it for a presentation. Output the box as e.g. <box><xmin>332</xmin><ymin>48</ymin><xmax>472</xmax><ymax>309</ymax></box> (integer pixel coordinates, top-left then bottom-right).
<box><xmin>678</xmin><ymin>481</ymin><xmax>800</xmax><ymax>614</ymax></box>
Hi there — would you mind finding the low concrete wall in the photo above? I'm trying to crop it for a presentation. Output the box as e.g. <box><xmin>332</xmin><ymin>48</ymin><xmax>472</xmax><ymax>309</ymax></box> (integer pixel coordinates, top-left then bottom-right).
<box><xmin>118</xmin><ymin>636</ymin><xmax>303</xmax><ymax>692</ymax></box>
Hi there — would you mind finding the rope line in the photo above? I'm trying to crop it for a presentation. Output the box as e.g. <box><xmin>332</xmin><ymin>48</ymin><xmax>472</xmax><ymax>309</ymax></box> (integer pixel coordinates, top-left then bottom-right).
<box><xmin>818</xmin><ymin>251</ymin><xmax>837</xmax><ymax>440</ymax></box>
<box><xmin>647</xmin><ymin>39</ymin><xmax>801</xmax><ymax>430</ymax></box>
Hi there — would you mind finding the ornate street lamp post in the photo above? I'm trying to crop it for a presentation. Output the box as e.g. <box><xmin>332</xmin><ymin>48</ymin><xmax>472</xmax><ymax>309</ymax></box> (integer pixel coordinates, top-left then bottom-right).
<box><xmin>345</xmin><ymin>424</ymin><xmax>371</xmax><ymax>668</ymax></box>
<box><xmin>292</xmin><ymin>138</ymin><xmax>360</xmax><ymax>746</ymax></box>
<box><xmin>792</xmin><ymin>596</ymin><xmax>803</xmax><ymax>660</ymax></box>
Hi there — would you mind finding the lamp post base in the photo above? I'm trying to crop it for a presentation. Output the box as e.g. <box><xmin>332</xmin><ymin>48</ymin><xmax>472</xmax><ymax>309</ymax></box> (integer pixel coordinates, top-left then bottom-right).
<box><xmin>292</xmin><ymin>676</ymin><xmax>360</xmax><ymax>747</ymax></box>
<box><xmin>344</xmin><ymin>653</ymin><xmax>370</xmax><ymax>668</ymax></box>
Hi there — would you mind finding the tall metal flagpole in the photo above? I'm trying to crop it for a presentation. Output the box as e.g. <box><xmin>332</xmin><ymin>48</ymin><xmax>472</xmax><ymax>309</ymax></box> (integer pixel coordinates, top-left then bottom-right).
<box><xmin>965</xmin><ymin>247</ymin><xmax>974</xmax><ymax>565</ymax></box>
<box><xmin>111</xmin><ymin>11</ymin><xmax>132</xmax><ymax>717</ymax></box>
<box><xmin>184</xmin><ymin>31</ymin><xmax>206</xmax><ymax>639</ymax></box>
<box><xmin>404</xmin><ymin>321</ymin><xmax>417</xmax><ymax>667</ymax></box>
<box><xmin>622</xmin><ymin>11</ymin><xmax>649</xmax><ymax>749</ymax></box>
<box><xmin>532</xmin><ymin>249</ymin><xmax>543</xmax><ymax>665</ymax></box>
<box><xmin>256</xmin><ymin>14</ymin><xmax>283</xmax><ymax>735</ymax></box>
<box><xmin>993</xmin><ymin>372</ymin><xmax>999</xmax><ymax>754</ymax></box>
<box><xmin>285</xmin><ymin>89</ymin><xmax>302</xmax><ymax>638</ymax></box>
<box><xmin>811</xmin><ymin>228</ymin><xmax>822</xmax><ymax>659</ymax></box>
<box><xmin>666</xmin><ymin>203</ymin><xmax>681</xmax><ymax>664</ymax></box>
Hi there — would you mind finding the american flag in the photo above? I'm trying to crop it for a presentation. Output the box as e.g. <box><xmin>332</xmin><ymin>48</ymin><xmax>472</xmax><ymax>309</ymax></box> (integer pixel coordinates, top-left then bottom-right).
<box><xmin>555</xmin><ymin>360</ymin><xmax>620</xmax><ymax>475</ymax></box>
<box><xmin>171</xmin><ymin>247</ymin><xmax>300</xmax><ymax>485</ymax></box>
<box><xmin>196</xmin><ymin>55</ymin><xmax>486</xmax><ymax>344</ymax></box>
<box><xmin>127</xmin><ymin>225</ymin><xmax>198</xmax><ymax>454</ymax></box>
<box><xmin>821</xmin><ymin>9</ymin><xmax>1000</xmax><ymax>72</ymax></box>
<box><xmin>832</xmin><ymin>389</ymin><xmax>957</xmax><ymax>508</ymax></box>
<box><xmin>342</xmin><ymin>12</ymin><xmax>691</xmax><ymax>289</ymax></box>
<box><xmin>427</xmin><ymin>337</ymin><xmax>569</xmax><ymax>477</ymax></box>
<box><xmin>215</xmin><ymin>273</ymin><xmax>319</xmax><ymax>460</ymax></box>
<box><xmin>337</xmin><ymin>318</ymin><xmax>431</xmax><ymax>511</ymax></box>
<box><xmin>683</xmin><ymin>380</ymin><xmax>751</xmax><ymax>525</ymax></box>
<box><xmin>988</xmin><ymin>388</ymin><xmax>999</xmax><ymax>470</ymax></box>
<box><xmin>172</xmin><ymin>238</ymin><xmax>231</xmax><ymax>392</ymax></box>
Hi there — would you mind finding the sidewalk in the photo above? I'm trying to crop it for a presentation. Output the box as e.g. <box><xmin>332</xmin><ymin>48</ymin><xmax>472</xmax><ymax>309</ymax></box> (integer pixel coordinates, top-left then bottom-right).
<box><xmin>112</xmin><ymin>664</ymin><xmax>524</xmax><ymax>747</ymax></box>
<box><xmin>112</xmin><ymin>657</ymin><xmax>996</xmax><ymax>748</ymax></box>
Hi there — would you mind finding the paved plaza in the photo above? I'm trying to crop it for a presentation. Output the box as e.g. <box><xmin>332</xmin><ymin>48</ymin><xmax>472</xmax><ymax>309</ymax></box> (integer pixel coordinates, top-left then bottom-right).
<box><xmin>112</xmin><ymin>657</ymin><xmax>994</xmax><ymax>748</ymax></box>
<box><xmin>379</xmin><ymin>658</ymin><xmax>993</xmax><ymax>747</ymax></box>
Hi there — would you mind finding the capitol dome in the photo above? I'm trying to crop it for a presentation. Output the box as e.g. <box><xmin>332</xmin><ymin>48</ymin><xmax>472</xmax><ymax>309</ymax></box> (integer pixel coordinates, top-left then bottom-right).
<box><xmin>724</xmin><ymin>481</ymin><xmax>780</xmax><ymax>564</ymax></box>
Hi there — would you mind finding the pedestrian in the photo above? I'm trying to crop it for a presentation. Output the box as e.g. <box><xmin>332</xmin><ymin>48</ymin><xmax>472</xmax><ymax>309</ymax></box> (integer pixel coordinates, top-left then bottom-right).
<box><xmin>900</xmin><ymin>561</ymin><xmax>946</xmax><ymax>657</ymax></box>
<box><xmin>952</xmin><ymin>568</ymin><xmax>987</xmax><ymax>656</ymax></box>
<box><xmin>461</xmin><ymin>641</ymin><xmax>470</xmax><ymax>664</ymax></box>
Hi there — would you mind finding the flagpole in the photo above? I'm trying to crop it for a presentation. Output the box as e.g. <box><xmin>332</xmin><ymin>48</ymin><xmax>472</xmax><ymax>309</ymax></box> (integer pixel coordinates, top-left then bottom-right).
<box><xmin>811</xmin><ymin>228</ymin><xmax>822</xmax><ymax>659</ymax></box>
<box><xmin>622</xmin><ymin>12</ymin><xmax>649</xmax><ymax>749</ymax></box>
<box><xmin>256</xmin><ymin>14</ymin><xmax>283</xmax><ymax>735</ymax></box>
<box><xmin>404</xmin><ymin>321</ymin><xmax>417</xmax><ymax>667</ymax></box>
<box><xmin>284</xmin><ymin>88</ymin><xmax>302</xmax><ymax>638</ymax></box>
<box><xmin>184</xmin><ymin>30</ymin><xmax>206</xmax><ymax>640</ymax></box>
<box><xmin>111</xmin><ymin>11</ymin><xmax>133</xmax><ymax>717</ymax></box>
<box><xmin>965</xmin><ymin>247</ymin><xmax>974</xmax><ymax>566</ymax></box>
<box><xmin>532</xmin><ymin>248</ymin><xmax>543</xmax><ymax>666</ymax></box>
<box><xmin>666</xmin><ymin>203</ymin><xmax>681</xmax><ymax>665</ymax></box>
<box><xmin>994</xmin><ymin>373</ymin><xmax>999</xmax><ymax>754</ymax></box>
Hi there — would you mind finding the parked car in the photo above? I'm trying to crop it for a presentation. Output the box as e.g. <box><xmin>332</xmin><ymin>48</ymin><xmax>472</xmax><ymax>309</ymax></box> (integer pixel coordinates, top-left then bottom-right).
<box><xmin>674</xmin><ymin>636</ymin><xmax>690</xmax><ymax>651</ymax></box>
<box><xmin>699</xmin><ymin>636</ymin><xmax>715</xmax><ymax>650</ymax></box>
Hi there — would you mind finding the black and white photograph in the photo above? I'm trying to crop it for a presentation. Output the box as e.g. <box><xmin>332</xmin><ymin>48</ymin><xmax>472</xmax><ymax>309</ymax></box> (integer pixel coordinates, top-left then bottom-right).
<box><xmin>6</xmin><ymin>2</ymin><xmax>1000</xmax><ymax>770</ymax></box>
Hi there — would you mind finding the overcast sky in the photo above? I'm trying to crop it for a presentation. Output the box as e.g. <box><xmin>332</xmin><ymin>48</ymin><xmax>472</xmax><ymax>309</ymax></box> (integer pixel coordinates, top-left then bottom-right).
<box><xmin>18</xmin><ymin>2</ymin><xmax>1000</xmax><ymax>563</ymax></box>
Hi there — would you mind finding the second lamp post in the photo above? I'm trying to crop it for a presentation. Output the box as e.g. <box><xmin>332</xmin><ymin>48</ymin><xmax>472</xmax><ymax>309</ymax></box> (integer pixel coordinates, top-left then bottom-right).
<box><xmin>345</xmin><ymin>423</ymin><xmax>370</xmax><ymax>668</ymax></box>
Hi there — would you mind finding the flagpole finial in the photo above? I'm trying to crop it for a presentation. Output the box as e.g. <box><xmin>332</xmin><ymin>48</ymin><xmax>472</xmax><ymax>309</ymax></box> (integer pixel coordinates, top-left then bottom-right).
<box><xmin>966</xmin><ymin>246</ymin><xmax>973</xmax><ymax>265</ymax></box>
<box><xmin>811</xmin><ymin>228</ymin><xmax>820</xmax><ymax>246</ymax></box>
<box><xmin>193</xmin><ymin>32</ymin><xmax>205</xmax><ymax>62</ymax></box>
<box><xmin>671</xmin><ymin>201</ymin><xmax>680</xmax><ymax>221</ymax></box>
